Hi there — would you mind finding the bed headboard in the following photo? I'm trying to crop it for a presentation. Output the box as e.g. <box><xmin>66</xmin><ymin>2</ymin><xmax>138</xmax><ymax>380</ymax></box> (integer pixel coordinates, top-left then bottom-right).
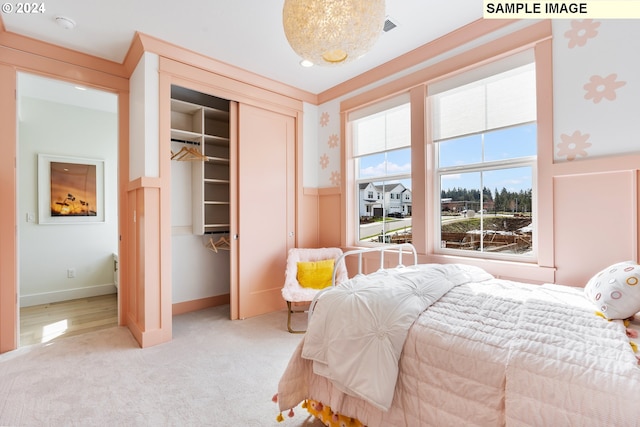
<box><xmin>308</xmin><ymin>244</ymin><xmax>419</xmax><ymax>323</ymax></box>
<box><xmin>332</xmin><ymin>243</ymin><xmax>418</xmax><ymax>285</ymax></box>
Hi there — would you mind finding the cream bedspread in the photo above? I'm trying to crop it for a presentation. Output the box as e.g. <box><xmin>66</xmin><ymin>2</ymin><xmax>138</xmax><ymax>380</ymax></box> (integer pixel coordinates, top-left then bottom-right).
<box><xmin>277</xmin><ymin>276</ymin><xmax>640</xmax><ymax>426</ymax></box>
<box><xmin>301</xmin><ymin>263</ymin><xmax>493</xmax><ymax>411</ymax></box>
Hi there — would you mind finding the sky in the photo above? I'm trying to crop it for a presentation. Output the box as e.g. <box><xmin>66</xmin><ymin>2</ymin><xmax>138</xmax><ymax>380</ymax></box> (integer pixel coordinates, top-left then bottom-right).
<box><xmin>358</xmin><ymin>123</ymin><xmax>536</xmax><ymax>195</ymax></box>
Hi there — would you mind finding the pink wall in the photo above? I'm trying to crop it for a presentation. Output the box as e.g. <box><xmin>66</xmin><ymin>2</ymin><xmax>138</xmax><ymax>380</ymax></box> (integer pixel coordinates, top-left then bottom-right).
<box><xmin>554</xmin><ymin>170</ymin><xmax>638</xmax><ymax>286</ymax></box>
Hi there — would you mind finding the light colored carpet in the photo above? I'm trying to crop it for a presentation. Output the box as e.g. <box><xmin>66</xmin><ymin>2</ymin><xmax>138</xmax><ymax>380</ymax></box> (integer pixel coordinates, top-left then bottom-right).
<box><xmin>0</xmin><ymin>305</ymin><xmax>323</xmax><ymax>427</ymax></box>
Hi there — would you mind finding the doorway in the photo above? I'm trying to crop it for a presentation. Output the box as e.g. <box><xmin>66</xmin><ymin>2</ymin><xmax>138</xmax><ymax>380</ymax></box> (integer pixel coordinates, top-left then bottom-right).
<box><xmin>16</xmin><ymin>73</ymin><xmax>119</xmax><ymax>346</ymax></box>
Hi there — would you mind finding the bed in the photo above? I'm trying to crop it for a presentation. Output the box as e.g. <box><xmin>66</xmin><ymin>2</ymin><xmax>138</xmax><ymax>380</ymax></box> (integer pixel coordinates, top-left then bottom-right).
<box><xmin>275</xmin><ymin>245</ymin><xmax>640</xmax><ymax>426</ymax></box>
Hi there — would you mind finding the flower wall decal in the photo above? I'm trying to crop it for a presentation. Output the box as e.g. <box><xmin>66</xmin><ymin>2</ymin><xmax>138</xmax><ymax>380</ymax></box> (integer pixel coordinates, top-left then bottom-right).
<box><xmin>553</xmin><ymin>20</ymin><xmax>638</xmax><ymax>163</ymax></box>
<box><xmin>330</xmin><ymin>171</ymin><xmax>341</xmax><ymax>187</ymax></box>
<box><xmin>320</xmin><ymin>112</ymin><xmax>330</xmax><ymax>127</ymax></box>
<box><xmin>583</xmin><ymin>74</ymin><xmax>626</xmax><ymax>103</ymax></box>
<box><xmin>319</xmin><ymin>154</ymin><xmax>329</xmax><ymax>169</ymax></box>
<box><xmin>564</xmin><ymin>19</ymin><xmax>600</xmax><ymax>48</ymax></box>
<box><xmin>557</xmin><ymin>130</ymin><xmax>592</xmax><ymax>161</ymax></box>
<box><xmin>327</xmin><ymin>134</ymin><xmax>339</xmax><ymax>148</ymax></box>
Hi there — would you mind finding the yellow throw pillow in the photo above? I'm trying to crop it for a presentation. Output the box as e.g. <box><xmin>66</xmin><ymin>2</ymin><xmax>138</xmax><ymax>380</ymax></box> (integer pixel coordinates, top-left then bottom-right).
<box><xmin>297</xmin><ymin>259</ymin><xmax>335</xmax><ymax>289</ymax></box>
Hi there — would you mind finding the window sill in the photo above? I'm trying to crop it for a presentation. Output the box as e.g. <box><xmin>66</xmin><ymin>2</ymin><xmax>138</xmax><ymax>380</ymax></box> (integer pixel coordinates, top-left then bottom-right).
<box><xmin>424</xmin><ymin>253</ymin><xmax>556</xmax><ymax>285</ymax></box>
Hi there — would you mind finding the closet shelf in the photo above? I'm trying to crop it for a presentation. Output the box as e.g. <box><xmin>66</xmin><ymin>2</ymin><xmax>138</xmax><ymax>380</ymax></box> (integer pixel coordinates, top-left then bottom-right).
<box><xmin>171</xmin><ymin>92</ymin><xmax>231</xmax><ymax>236</ymax></box>
<box><xmin>204</xmin><ymin>224</ymin><xmax>231</xmax><ymax>233</ymax></box>
<box><xmin>207</xmin><ymin>156</ymin><xmax>230</xmax><ymax>164</ymax></box>
<box><xmin>203</xmin><ymin>106</ymin><xmax>230</xmax><ymax>121</ymax></box>
<box><xmin>205</xmin><ymin>135</ymin><xmax>230</xmax><ymax>145</ymax></box>
<box><xmin>171</xmin><ymin>128</ymin><xmax>202</xmax><ymax>143</ymax></box>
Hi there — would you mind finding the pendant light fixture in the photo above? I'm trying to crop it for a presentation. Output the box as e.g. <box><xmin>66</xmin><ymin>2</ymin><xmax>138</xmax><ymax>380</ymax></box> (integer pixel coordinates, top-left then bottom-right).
<box><xmin>282</xmin><ymin>0</ymin><xmax>386</xmax><ymax>66</ymax></box>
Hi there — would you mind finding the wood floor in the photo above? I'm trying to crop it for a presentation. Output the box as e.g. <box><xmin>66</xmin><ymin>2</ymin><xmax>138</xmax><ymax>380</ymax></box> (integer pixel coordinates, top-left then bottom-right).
<box><xmin>20</xmin><ymin>294</ymin><xmax>118</xmax><ymax>347</ymax></box>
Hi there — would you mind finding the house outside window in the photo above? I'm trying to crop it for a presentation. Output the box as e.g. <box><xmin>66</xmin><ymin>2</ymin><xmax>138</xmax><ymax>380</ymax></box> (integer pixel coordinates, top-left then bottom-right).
<box><xmin>430</xmin><ymin>51</ymin><xmax>537</xmax><ymax>260</ymax></box>
<box><xmin>351</xmin><ymin>96</ymin><xmax>412</xmax><ymax>245</ymax></box>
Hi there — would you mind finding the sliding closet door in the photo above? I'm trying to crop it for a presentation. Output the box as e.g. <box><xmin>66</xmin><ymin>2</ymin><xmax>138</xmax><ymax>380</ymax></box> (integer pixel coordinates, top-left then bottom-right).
<box><xmin>235</xmin><ymin>103</ymin><xmax>295</xmax><ymax>319</ymax></box>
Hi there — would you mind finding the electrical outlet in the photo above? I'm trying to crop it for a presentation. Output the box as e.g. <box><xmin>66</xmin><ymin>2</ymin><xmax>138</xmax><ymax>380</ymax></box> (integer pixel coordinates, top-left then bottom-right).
<box><xmin>67</xmin><ymin>268</ymin><xmax>76</xmax><ymax>278</ymax></box>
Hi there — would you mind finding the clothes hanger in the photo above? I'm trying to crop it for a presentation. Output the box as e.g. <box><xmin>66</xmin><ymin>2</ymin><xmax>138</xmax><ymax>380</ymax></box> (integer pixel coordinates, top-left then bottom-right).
<box><xmin>214</xmin><ymin>236</ymin><xmax>231</xmax><ymax>250</ymax></box>
<box><xmin>171</xmin><ymin>146</ymin><xmax>207</xmax><ymax>161</ymax></box>
<box><xmin>205</xmin><ymin>235</ymin><xmax>231</xmax><ymax>253</ymax></box>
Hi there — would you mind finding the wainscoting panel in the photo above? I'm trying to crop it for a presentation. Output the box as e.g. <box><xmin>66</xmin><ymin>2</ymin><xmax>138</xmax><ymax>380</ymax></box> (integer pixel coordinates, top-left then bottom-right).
<box><xmin>553</xmin><ymin>170</ymin><xmax>637</xmax><ymax>287</ymax></box>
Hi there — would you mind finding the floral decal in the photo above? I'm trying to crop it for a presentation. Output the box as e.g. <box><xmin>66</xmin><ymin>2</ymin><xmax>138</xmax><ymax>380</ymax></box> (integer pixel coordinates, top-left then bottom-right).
<box><xmin>330</xmin><ymin>171</ymin><xmax>341</xmax><ymax>187</ymax></box>
<box><xmin>327</xmin><ymin>134</ymin><xmax>339</xmax><ymax>148</ymax></box>
<box><xmin>557</xmin><ymin>130</ymin><xmax>592</xmax><ymax>161</ymax></box>
<box><xmin>564</xmin><ymin>19</ymin><xmax>600</xmax><ymax>48</ymax></box>
<box><xmin>319</xmin><ymin>154</ymin><xmax>329</xmax><ymax>169</ymax></box>
<box><xmin>583</xmin><ymin>74</ymin><xmax>626</xmax><ymax>103</ymax></box>
<box><xmin>320</xmin><ymin>112</ymin><xmax>330</xmax><ymax>127</ymax></box>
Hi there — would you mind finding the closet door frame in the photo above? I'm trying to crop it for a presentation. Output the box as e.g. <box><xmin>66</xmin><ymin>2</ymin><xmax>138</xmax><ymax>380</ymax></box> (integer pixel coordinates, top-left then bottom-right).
<box><xmin>158</xmin><ymin>58</ymin><xmax>302</xmax><ymax>320</ymax></box>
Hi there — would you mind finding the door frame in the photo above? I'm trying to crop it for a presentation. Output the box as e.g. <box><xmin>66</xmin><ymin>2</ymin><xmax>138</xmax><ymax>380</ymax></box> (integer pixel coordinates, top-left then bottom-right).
<box><xmin>0</xmin><ymin>34</ymin><xmax>130</xmax><ymax>353</ymax></box>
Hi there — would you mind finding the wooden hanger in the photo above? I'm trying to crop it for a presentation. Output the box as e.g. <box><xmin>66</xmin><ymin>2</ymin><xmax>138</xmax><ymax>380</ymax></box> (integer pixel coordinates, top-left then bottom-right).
<box><xmin>205</xmin><ymin>235</ymin><xmax>231</xmax><ymax>253</ymax></box>
<box><xmin>171</xmin><ymin>146</ymin><xmax>207</xmax><ymax>161</ymax></box>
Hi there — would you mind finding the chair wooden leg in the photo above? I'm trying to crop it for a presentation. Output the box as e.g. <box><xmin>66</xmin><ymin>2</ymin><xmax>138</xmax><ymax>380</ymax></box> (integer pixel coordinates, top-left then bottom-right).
<box><xmin>286</xmin><ymin>301</ymin><xmax>307</xmax><ymax>334</ymax></box>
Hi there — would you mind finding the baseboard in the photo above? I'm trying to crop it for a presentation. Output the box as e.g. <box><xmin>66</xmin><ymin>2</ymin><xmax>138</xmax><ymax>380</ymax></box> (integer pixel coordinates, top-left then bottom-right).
<box><xmin>172</xmin><ymin>294</ymin><xmax>230</xmax><ymax>316</ymax></box>
<box><xmin>20</xmin><ymin>283</ymin><xmax>118</xmax><ymax>307</ymax></box>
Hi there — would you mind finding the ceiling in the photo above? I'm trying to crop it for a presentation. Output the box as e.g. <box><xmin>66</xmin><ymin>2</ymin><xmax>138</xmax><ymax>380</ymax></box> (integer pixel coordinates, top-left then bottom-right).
<box><xmin>2</xmin><ymin>0</ymin><xmax>483</xmax><ymax>94</ymax></box>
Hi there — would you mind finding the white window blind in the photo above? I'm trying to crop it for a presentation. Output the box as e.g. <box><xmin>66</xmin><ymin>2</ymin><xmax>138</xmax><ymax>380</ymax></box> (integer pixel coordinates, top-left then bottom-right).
<box><xmin>430</xmin><ymin>52</ymin><xmax>536</xmax><ymax>142</ymax></box>
<box><xmin>351</xmin><ymin>95</ymin><xmax>411</xmax><ymax>157</ymax></box>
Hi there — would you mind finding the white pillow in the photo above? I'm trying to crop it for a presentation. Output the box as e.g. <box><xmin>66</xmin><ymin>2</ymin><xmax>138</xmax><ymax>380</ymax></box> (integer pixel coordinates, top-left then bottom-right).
<box><xmin>584</xmin><ymin>261</ymin><xmax>640</xmax><ymax>319</ymax></box>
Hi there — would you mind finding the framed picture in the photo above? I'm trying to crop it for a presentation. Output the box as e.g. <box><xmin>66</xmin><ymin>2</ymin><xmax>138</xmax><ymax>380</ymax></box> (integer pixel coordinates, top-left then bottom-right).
<box><xmin>38</xmin><ymin>154</ymin><xmax>105</xmax><ymax>224</ymax></box>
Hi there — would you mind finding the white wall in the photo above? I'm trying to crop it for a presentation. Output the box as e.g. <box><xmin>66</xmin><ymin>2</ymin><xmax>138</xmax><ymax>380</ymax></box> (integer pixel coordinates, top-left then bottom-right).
<box><xmin>170</xmin><ymin>141</ymin><xmax>230</xmax><ymax>303</ymax></box>
<box><xmin>129</xmin><ymin>52</ymin><xmax>159</xmax><ymax>179</ymax></box>
<box><xmin>18</xmin><ymin>95</ymin><xmax>118</xmax><ymax>306</ymax></box>
<box><xmin>316</xmin><ymin>99</ymin><xmax>343</xmax><ymax>188</ymax></box>
<box><xmin>302</xmin><ymin>102</ymin><xmax>319</xmax><ymax>187</ymax></box>
<box><xmin>552</xmin><ymin>20</ymin><xmax>640</xmax><ymax>161</ymax></box>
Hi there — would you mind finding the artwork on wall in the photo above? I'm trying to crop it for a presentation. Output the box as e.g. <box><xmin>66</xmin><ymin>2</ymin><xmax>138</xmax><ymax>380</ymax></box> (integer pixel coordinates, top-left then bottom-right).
<box><xmin>38</xmin><ymin>154</ymin><xmax>105</xmax><ymax>224</ymax></box>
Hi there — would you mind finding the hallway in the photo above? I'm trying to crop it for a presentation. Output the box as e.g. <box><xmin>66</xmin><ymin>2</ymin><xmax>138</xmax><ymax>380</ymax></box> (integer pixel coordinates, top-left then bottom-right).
<box><xmin>20</xmin><ymin>294</ymin><xmax>117</xmax><ymax>347</ymax></box>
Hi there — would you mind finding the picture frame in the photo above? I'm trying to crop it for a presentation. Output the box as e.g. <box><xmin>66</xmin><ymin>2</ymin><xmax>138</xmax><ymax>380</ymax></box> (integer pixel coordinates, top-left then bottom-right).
<box><xmin>38</xmin><ymin>154</ymin><xmax>105</xmax><ymax>224</ymax></box>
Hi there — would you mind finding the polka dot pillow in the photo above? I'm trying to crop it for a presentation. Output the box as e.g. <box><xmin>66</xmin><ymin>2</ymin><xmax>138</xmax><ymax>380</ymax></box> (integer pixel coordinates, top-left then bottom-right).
<box><xmin>584</xmin><ymin>261</ymin><xmax>640</xmax><ymax>320</ymax></box>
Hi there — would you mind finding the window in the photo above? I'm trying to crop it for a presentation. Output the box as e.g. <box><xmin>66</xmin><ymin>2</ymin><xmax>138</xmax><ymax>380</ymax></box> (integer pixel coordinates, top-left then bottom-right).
<box><xmin>430</xmin><ymin>51</ymin><xmax>537</xmax><ymax>259</ymax></box>
<box><xmin>351</xmin><ymin>96</ymin><xmax>411</xmax><ymax>245</ymax></box>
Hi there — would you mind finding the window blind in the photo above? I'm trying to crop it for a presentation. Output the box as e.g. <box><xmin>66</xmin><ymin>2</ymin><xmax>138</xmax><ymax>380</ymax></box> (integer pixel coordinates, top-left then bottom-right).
<box><xmin>430</xmin><ymin>51</ymin><xmax>536</xmax><ymax>142</ymax></box>
<box><xmin>352</xmin><ymin>100</ymin><xmax>411</xmax><ymax>157</ymax></box>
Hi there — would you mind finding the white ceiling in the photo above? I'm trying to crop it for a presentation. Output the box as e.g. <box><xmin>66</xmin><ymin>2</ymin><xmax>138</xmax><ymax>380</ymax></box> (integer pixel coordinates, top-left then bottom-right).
<box><xmin>3</xmin><ymin>0</ymin><xmax>483</xmax><ymax>94</ymax></box>
<box><xmin>18</xmin><ymin>73</ymin><xmax>118</xmax><ymax>114</ymax></box>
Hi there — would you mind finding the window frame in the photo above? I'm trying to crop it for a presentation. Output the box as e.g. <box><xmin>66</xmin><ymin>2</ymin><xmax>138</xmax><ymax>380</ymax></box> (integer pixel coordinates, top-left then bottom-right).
<box><xmin>341</xmin><ymin>22</ymin><xmax>553</xmax><ymax>279</ymax></box>
<box><xmin>350</xmin><ymin>98</ymin><xmax>412</xmax><ymax>246</ymax></box>
<box><xmin>434</xmin><ymin>147</ymin><xmax>538</xmax><ymax>262</ymax></box>
<box><xmin>429</xmin><ymin>54</ymin><xmax>538</xmax><ymax>262</ymax></box>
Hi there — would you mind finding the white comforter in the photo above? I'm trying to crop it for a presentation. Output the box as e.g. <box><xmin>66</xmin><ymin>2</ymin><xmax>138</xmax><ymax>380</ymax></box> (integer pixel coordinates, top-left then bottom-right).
<box><xmin>300</xmin><ymin>263</ymin><xmax>494</xmax><ymax>411</ymax></box>
<box><xmin>277</xmin><ymin>272</ymin><xmax>640</xmax><ymax>426</ymax></box>
<box><xmin>506</xmin><ymin>284</ymin><xmax>640</xmax><ymax>425</ymax></box>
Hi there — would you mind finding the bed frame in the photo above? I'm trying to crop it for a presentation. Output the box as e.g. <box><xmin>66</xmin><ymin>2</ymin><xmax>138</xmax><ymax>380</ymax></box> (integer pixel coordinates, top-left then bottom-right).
<box><xmin>309</xmin><ymin>244</ymin><xmax>418</xmax><ymax>322</ymax></box>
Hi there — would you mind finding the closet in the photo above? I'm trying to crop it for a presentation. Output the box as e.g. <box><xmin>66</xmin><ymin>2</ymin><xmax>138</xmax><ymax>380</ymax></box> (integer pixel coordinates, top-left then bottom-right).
<box><xmin>168</xmin><ymin>81</ymin><xmax>296</xmax><ymax>319</ymax></box>
<box><xmin>170</xmin><ymin>86</ymin><xmax>231</xmax><ymax>236</ymax></box>
<box><xmin>170</xmin><ymin>86</ymin><xmax>232</xmax><ymax>313</ymax></box>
